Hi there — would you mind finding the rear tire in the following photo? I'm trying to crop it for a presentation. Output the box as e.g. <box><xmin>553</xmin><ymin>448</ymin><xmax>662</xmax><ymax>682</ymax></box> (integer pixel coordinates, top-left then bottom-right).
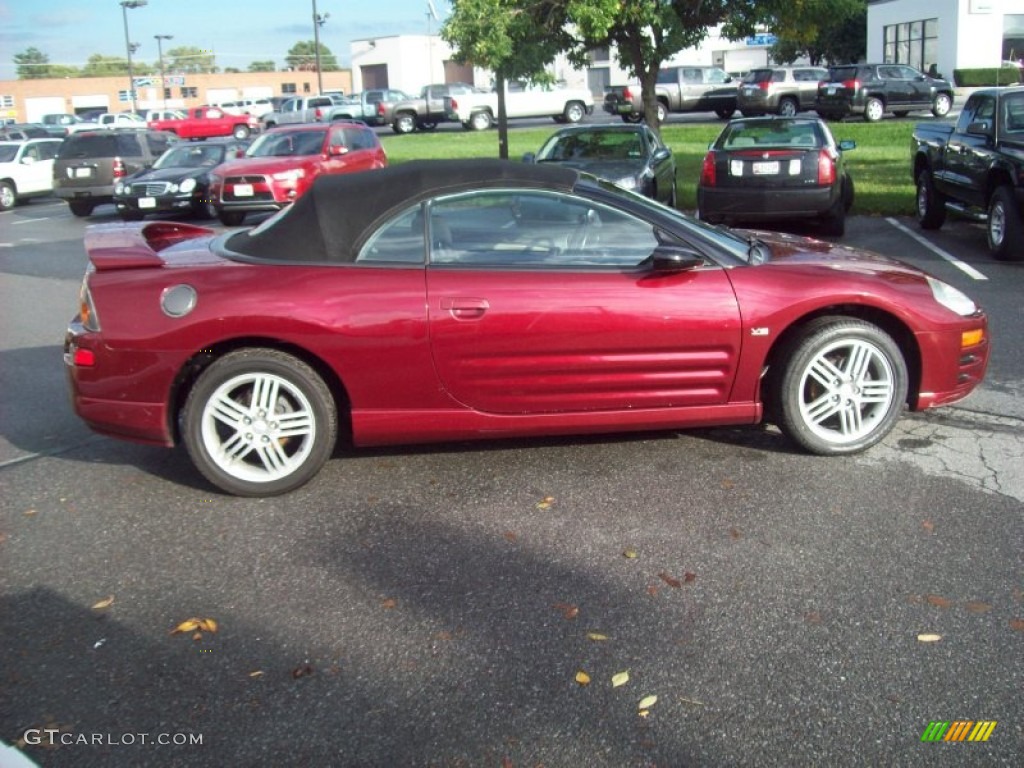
<box><xmin>68</xmin><ymin>201</ymin><xmax>94</xmax><ymax>217</ymax></box>
<box><xmin>715</xmin><ymin>108</ymin><xmax>736</xmax><ymax>120</ymax></box>
<box><xmin>563</xmin><ymin>101</ymin><xmax>586</xmax><ymax>123</ymax></box>
<box><xmin>0</xmin><ymin>181</ymin><xmax>16</xmax><ymax>211</ymax></box>
<box><xmin>392</xmin><ymin>113</ymin><xmax>416</xmax><ymax>134</ymax></box>
<box><xmin>182</xmin><ymin>348</ymin><xmax>338</xmax><ymax>496</ymax></box>
<box><xmin>864</xmin><ymin>97</ymin><xmax>885</xmax><ymax>122</ymax></box>
<box><xmin>622</xmin><ymin>113</ymin><xmax>643</xmax><ymax>124</ymax></box>
<box><xmin>987</xmin><ymin>186</ymin><xmax>1023</xmax><ymax>261</ymax></box>
<box><xmin>655</xmin><ymin>102</ymin><xmax>668</xmax><ymax>123</ymax></box>
<box><xmin>932</xmin><ymin>93</ymin><xmax>952</xmax><ymax>118</ymax></box>
<box><xmin>232</xmin><ymin>125</ymin><xmax>251</xmax><ymax>139</ymax></box>
<box><xmin>915</xmin><ymin>169</ymin><xmax>946</xmax><ymax>230</ymax></box>
<box><xmin>218</xmin><ymin>210</ymin><xmax>246</xmax><ymax>226</ymax></box>
<box><xmin>770</xmin><ymin>317</ymin><xmax>908</xmax><ymax>455</ymax></box>
<box><xmin>777</xmin><ymin>97</ymin><xmax>798</xmax><ymax>117</ymax></box>
<box><xmin>469</xmin><ymin>110</ymin><xmax>492</xmax><ymax>131</ymax></box>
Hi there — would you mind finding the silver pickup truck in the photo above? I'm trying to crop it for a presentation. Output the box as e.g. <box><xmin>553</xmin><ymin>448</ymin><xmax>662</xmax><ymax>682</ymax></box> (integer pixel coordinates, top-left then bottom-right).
<box><xmin>262</xmin><ymin>95</ymin><xmax>344</xmax><ymax>128</ymax></box>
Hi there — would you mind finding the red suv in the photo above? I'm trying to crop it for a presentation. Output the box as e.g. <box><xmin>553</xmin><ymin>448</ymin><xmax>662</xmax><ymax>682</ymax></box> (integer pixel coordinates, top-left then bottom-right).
<box><xmin>209</xmin><ymin>122</ymin><xmax>387</xmax><ymax>225</ymax></box>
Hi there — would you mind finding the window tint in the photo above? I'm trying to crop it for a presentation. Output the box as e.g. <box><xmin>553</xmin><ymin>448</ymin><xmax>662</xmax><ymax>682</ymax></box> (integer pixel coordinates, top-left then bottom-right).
<box><xmin>343</xmin><ymin>126</ymin><xmax>376</xmax><ymax>151</ymax></box>
<box><xmin>357</xmin><ymin>204</ymin><xmax>425</xmax><ymax>264</ymax></box>
<box><xmin>427</xmin><ymin>190</ymin><xmax>660</xmax><ymax>268</ymax></box>
<box><xmin>656</xmin><ymin>68</ymin><xmax>680</xmax><ymax>84</ymax></box>
<box><xmin>59</xmin><ymin>134</ymin><xmax>120</xmax><ymax>158</ymax></box>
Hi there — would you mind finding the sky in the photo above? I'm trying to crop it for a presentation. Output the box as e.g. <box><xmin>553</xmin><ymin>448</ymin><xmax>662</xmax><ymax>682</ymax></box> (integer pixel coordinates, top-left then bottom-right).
<box><xmin>0</xmin><ymin>0</ymin><xmax>452</xmax><ymax>80</ymax></box>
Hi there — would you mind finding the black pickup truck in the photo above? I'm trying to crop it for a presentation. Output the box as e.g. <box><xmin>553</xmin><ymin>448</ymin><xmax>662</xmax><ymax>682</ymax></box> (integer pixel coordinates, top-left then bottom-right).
<box><xmin>912</xmin><ymin>86</ymin><xmax>1024</xmax><ymax>260</ymax></box>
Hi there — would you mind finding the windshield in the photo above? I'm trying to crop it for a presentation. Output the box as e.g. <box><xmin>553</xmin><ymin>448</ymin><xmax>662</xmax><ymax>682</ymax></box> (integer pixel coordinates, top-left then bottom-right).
<box><xmin>0</xmin><ymin>145</ymin><xmax>18</xmax><ymax>163</ymax></box>
<box><xmin>537</xmin><ymin>130</ymin><xmax>644</xmax><ymax>162</ymax></box>
<box><xmin>1003</xmin><ymin>91</ymin><xmax>1024</xmax><ymax>134</ymax></box>
<box><xmin>246</xmin><ymin>129</ymin><xmax>327</xmax><ymax>157</ymax></box>
<box><xmin>154</xmin><ymin>144</ymin><xmax>226</xmax><ymax>169</ymax></box>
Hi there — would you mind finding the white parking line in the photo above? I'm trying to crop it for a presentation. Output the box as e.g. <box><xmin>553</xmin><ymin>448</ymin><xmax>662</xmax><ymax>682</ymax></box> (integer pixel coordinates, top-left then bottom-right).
<box><xmin>11</xmin><ymin>217</ymin><xmax>51</xmax><ymax>225</ymax></box>
<box><xmin>886</xmin><ymin>217</ymin><xmax>988</xmax><ymax>280</ymax></box>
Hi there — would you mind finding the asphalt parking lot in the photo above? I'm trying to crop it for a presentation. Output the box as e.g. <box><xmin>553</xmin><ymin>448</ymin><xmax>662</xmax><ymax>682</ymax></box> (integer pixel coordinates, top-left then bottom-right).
<box><xmin>1</xmin><ymin>196</ymin><xmax>1022</xmax><ymax>766</ymax></box>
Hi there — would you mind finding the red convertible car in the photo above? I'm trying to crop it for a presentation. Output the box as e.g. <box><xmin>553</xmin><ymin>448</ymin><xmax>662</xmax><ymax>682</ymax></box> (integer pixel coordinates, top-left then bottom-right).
<box><xmin>65</xmin><ymin>160</ymin><xmax>989</xmax><ymax>496</ymax></box>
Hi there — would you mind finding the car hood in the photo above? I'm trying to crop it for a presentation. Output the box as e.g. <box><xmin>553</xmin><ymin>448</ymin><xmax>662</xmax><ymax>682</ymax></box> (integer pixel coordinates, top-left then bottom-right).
<box><xmin>215</xmin><ymin>156</ymin><xmax>319</xmax><ymax>176</ymax></box>
<box><xmin>745</xmin><ymin>229</ymin><xmax>924</xmax><ymax>278</ymax></box>
<box><xmin>124</xmin><ymin>166</ymin><xmax>208</xmax><ymax>184</ymax></box>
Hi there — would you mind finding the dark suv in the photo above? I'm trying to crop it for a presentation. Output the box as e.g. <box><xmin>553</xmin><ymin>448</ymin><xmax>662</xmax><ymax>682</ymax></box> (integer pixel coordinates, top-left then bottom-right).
<box><xmin>738</xmin><ymin>66</ymin><xmax>829</xmax><ymax>117</ymax></box>
<box><xmin>53</xmin><ymin>129</ymin><xmax>177</xmax><ymax>216</ymax></box>
<box><xmin>816</xmin><ymin>64</ymin><xmax>954</xmax><ymax>122</ymax></box>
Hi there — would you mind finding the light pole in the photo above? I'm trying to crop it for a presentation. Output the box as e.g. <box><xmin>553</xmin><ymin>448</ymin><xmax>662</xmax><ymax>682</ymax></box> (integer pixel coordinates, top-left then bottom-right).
<box><xmin>312</xmin><ymin>0</ymin><xmax>329</xmax><ymax>94</ymax></box>
<box><xmin>154</xmin><ymin>34</ymin><xmax>173</xmax><ymax>110</ymax></box>
<box><xmin>120</xmin><ymin>0</ymin><xmax>148</xmax><ymax>113</ymax></box>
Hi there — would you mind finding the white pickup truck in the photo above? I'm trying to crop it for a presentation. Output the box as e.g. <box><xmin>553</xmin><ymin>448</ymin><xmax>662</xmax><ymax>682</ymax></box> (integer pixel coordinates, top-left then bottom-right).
<box><xmin>446</xmin><ymin>81</ymin><xmax>595</xmax><ymax>130</ymax></box>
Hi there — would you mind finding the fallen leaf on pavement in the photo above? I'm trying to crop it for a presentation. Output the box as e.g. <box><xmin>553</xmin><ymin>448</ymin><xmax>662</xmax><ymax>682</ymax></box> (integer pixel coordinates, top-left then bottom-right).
<box><xmin>381</xmin><ymin>598</ymin><xmax>398</xmax><ymax>610</ymax></box>
<box><xmin>659</xmin><ymin>573</ymin><xmax>682</xmax><ymax>589</ymax></box>
<box><xmin>587</xmin><ymin>632</ymin><xmax>609</xmax><ymax>642</ymax></box>
<box><xmin>248</xmin><ymin>670</ymin><xmax>264</xmax><ymax>678</ymax></box>
<box><xmin>921</xmin><ymin>519</ymin><xmax>935</xmax><ymax>533</ymax></box>
<box><xmin>965</xmin><ymin>601</ymin><xmax>992</xmax><ymax>614</ymax></box>
<box><xmin>612</xmin><ymin>671</ymin><xmax>629</xmax><ymax>688</ymax></box>
<box><xmin>553</xmin><ymin>602</ymin><xmax>579</xmax><ymax>620</ymax></box>
<box><xmin>638</xmin><ymin>695</ymin><xmax>658</xmax><ymax>710</ymax></box>
<box><xmin>622</xmin><ymin>548</ymin><xmax>638</xmax><ymax>559</ymax></box>
<box><xmin>292</xmin><ymin>664</ymin><xmax>314</xmax><ymax>678</ymax></box>
<box><xmin>926</xmin><ymin>595</ymin><xmax>953</xmax><ymax>609</ymax></box>
<box><xmin>1010</xmin><ymin>619</ymin><xmax>1024</xmax><ymax>632</ymax></box>
<box><xmin>575</xmin><ymin>671</ymin><xmax>591</xmax><ymax>686</ymax></box>
<box><xmin>917</xmin><ymin>633</ymin><xmax>942</xmax><ymax>642</ymax></box>
<box><xmin>91</xmin><ymin>596</ymin><xmax>115</xmax><ymax>610</ymax></box>
<box><xmin>536</xmin><ymin>496</ymin><xmax>555</xmax><ymax>509</ymax></box>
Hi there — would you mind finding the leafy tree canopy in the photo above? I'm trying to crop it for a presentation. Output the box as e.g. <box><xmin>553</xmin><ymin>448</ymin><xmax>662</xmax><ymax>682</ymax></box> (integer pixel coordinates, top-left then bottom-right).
<box><xmin>766</xmin><ymin>0</ymin><xmax>866</xmax><ymax>65</ymax></box>
<box><xmin>286</xmin><ymin>41</ymin><xmax>339</xmax><ymax>72</ymax></box>
<box><xmin>165</xmin><ymin>46</ymin><xmax>218</xmax><ymax>74</ymax></box>
<box><xmin>14</xmin><ymin>47</ymin><xmax>52</xmax><ymax>79</ymax></box>
<box><xmin>248</xmin><ymin>60</ymin><xmax>277</xmax><ymax>73</ymax></box>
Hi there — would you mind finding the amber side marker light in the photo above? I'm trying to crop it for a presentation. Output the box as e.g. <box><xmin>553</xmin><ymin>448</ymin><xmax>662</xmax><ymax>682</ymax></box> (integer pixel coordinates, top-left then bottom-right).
<box><xmin>961</xmin><ymin>329</ymin><xmax>985</xmax><ymax>348</ymax></box>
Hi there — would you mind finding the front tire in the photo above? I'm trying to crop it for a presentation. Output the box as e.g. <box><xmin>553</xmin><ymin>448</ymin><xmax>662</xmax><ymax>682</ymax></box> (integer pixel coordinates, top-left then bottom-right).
<box><xmin>392</xmin><ymin>113</ymin><xmax>416</xmax><ymax>134</ymax></box>
<box><xmin>621</xmin><ymin>113</ymin><xmax>643</xmax><ymax>124</ymax></box>
<box><xmin>776</xmin><ymin>97</ymin><xmax>798</xmax><ymax>117</ymax></box>
<box><xmin>68</xmin><ymin>200</ymin><xmax>94</xmax><ymax>217</ymax></box>
<box><xmin>987</xmin><ymin>186</ymin><xmax>1023</xmax><ymax>261</ymax></box>
<box><xmin>771</xmin><ymin>318</ymin><xmax>908</xmax><ymax>455</ymax></box>
<box><xmin>915</xmin><ymin>169</ymin><xmax>946</xmax><ymax>230</ymax></box>
<box><xmin>232</xmin><ymin>125</ymin><xmax>251</xmax><ymax>139</ymax></box>
<box><xmin>182</xmin><ymin>349</ymin><xmax>338</xmax><ymax>496</ymax></box>
<box><xmin>655</xmin><ymin>102</ymin><xmax>668</xmax><ymax>123</ymax></box>
<box><xmin>715</xmin><ymin>108</ymin><xmax>736</xmax><ymax>120</ymax></box>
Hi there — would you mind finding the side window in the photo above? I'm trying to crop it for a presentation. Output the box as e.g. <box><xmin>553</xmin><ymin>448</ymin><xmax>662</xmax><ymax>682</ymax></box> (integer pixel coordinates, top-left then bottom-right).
<box><xmin>428</xmin><ymin>190</ymin><xmax>660</xmax><ymax>268</ymax></box>
<box><xmin>356</xmin><ymin>204</ymin><xmax>425</xmax><ymax>264</ymax></box>
<box><xmin>772</xmin><ymin>70</ymin><xmax>786</xmax><ymax>82</ymax></box>
<box><xmin>116</xmin><ymin>134</ymin><xmax>143</xmax><ymax>155</ymax></box>
<box><xmin>342</xmin><ymin>127</ymin><xmax>376</xmax><ymax>151</ymax></box>
<box><xmin>682</xmin><ymin>68</ymin><xmax>704</xmax><ymax>84</ymax></box>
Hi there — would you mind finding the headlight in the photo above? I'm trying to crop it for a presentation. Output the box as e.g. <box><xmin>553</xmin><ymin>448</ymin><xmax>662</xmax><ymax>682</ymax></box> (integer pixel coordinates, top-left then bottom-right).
<box><xmin>179</xmin><ymin>177</ymin><xmax>196</xmax><ymax>193</ymax></box>
<box><xmin>272</xmin><ymin>169</ymin><xmax>305</xmax><ymax>182</ymax></box>
<box><xmin>115</xmin><ymin>182</ymin><xmax>124</xmax><ymax>194</ymax></box>
<box><xmin>926</xmin><ymin>276</ymin><xmax>977</xmax><ymax>316</ymax></box>
<box><xmin>614</xmin><ymin>175</ymin><xmax>640</xmax><ymax>190</ymax></box>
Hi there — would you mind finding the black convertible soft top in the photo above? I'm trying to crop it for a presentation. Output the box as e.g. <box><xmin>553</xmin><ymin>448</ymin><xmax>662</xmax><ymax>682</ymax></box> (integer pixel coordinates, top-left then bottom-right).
<box><xmin>224</xmin><ymin>158</ymin><xmax>581</xmax><ymax>264</ymax></box>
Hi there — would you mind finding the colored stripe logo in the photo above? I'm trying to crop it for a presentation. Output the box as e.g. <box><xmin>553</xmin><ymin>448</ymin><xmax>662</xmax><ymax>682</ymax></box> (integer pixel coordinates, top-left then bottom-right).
<box><xmin>921</xmin><ymin>721</ymin><xmax>997</xmax><ymax>742</ymax></box>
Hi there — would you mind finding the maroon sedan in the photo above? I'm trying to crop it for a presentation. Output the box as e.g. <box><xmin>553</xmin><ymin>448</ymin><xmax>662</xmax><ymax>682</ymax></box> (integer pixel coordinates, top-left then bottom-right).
<box><xmin>65</xmin><ymin>160</ymin><xmax>989</xmax><ymax>496</ymax></box>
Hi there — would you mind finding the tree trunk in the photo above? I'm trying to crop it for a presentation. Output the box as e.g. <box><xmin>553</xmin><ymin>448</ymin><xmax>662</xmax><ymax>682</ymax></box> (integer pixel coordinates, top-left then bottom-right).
<box><xmin>496</xmin><ymin>70</ymin><xmax>509</xmax><ymax>160</ymax></box>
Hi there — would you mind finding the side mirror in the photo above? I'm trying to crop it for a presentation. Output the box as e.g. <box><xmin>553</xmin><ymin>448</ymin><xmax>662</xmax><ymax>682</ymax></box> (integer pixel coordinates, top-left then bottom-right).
<box><xmin>522</xmin><ymin>152</ymin><xmax>536</xmax><ymax>163</ymax></box>
<box><xmin>649</xmin><ymin>245</ymin><xmax>704</xmax><ymax>272</ymax></box>
<box><xmin>21</xmin><ymin>156</ymin><xmax>36</xmax><ymax>165</ymax></box>
<box><xmin>966</xmin><ymin>121</ymin><xmax>991</xmax><ymax>136</ymax></box>
<box><xmin>328</xmin><ymin>144</ymin><xmax>349</xmax><ymax>156</ymax></box>
<box><xmin>838</xmin><ymin>139</ymin><xmax>856</xmax><ymax>152</ymax></box>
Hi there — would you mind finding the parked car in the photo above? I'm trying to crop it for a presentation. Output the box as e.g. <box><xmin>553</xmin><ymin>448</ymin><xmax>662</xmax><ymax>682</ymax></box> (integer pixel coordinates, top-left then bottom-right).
<box><xmin>446</xmin><ymin>80</ymin><xmax>595</xmax><ymax>130</ymax></box>
<box><xmin>816</xmin><ymin>63</ymin><xmax>954</xmax><ymax>122</ymax></box>
<box><xmin>149</xmin><ymin>106</ymin><xmax>258</xmax><ymax>140</ymax></box>
<box><xmin>97</xmin><ymin>112</ymin><xmax>148</xmax><ymax>128</ymax></box>
<box><xmin>262</xmin><ymin>95</ymin><xmax>344</xmax><ymax>128</ymax></box>
<box><xmin>41</xmin><ymin>113</ymin><xmax>99</xmax><ymax>136</ymax></box>
<box><xmin>913</xmin><ymin>86</ymin><xmax>1024</xmax><ymax>260</ymax></box>
<box><xmin>737</xmin><ymin>66</ymin><xmax>829</xmax><ymax>117</ymax></box>
<box><xmin>697</xmin><ymin>116</ymin><xmax>856</xmax><ymax>236</ymax></box>
<box><xmin>604</xmin><ymin>66</ymin><xmax>737</xmax><ymax>123</ymax></box>
<box><xmin>113</xmin><ymin>138</ymin><xmax>248</xmax><ymax>221</ymax></box>
<box><xmin>523</xmin><ymin>124</ymin><xmax>676</xmax><ymax>206</ymax></box>
<box><xmin>0</xmin><ymin>123</ymin><xmax>52</xmax><ymax>141</ymax></box>
<box><xmin>52</xmin><ymin>129</ymin><xmax>178</xmax><ymax>217</ymax></box>
<box><xmin>208</xmin><ymin>121</ymin><xmax>387</xmax><ymax>226</ymax></box>
<box><xmin>381</xmin><ymin>83</ymin><xmax>480</xmax><ymax>134</ymax></box>
<box><xmin>64</xmin><ymin>159</ymin><xmax>989</xmax><ymax>496</ymax></box>
<box><xmin>144</xmin><ymin>109</ymin><xmax>186</xmax><ymax>123</ymax></box>
<box><xmin>326</xmin><ymin>89</ymin><xmax>411</xmax><ymax>125</ymax></box>
<box><xmin>0</xmin><ymin>138</ymin><xmax>64</xmax><ymax>210</ymax></box>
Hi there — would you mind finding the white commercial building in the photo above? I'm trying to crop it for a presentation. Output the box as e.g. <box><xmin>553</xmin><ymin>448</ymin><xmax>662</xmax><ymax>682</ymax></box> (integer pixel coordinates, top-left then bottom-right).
<box><xmin>866</xmin><ymin>0</ymin><xmax>1024</xmax><ymax>78</ymax></box>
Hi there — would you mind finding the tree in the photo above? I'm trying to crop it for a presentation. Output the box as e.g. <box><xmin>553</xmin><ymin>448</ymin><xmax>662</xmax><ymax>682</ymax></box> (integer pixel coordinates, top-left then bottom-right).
<box><xmin>766</xmin><ymin>0</ymin><xmax>866</xmax><ymax>65</ymax></box>
<box><xmin>14</xmin><ymin>47</ymin><xmax>51</xmax><ymax>79</ymax></box>
<box><xmin>285</xmin><ymin>41</ymin><xmax>339</xmax><ymax>72</ymax></box>
<box><xmin>165</xmin><ymin>46</ymin><xmax>218</xmax><ymax>74</ymax></box>
<box><xmin>81</xmin><ymin>54</ymin><xmax>133</xmax><ymax>77</ymax></box>
<box><xmin>248</xmin><ymin>60</ymin><xmax>277</xmax><ymax>73</ymax></box>
<box><xmin>442</xmin><ymin>0</ymin><xmax>573</xmax><ymax>157</ymax></box>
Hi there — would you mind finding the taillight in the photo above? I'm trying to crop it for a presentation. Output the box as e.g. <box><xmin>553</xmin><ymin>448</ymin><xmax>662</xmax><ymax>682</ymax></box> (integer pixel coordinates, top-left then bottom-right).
<box><xmin>623</xmin><ymin>86</ymin><xmax>634</xmax><ymax>101</ymax></box>
<box><xmin>450</xmin><ymin>97</ymin><xmax>459</xmax><ymax>111</ymax></box>
<box><xmin>377</xmin><ymin>102</ymin><xmax>386</xmax><ymax>116</ymax></box>
<box><xmin>842</xmin><ymin>79</ymin><xmax>861</xmax><ymax>91</ymax></box>
<box><xmin>314</xmin><ymin>107</ymin><xmax>323</xmax><ymax>120</ymax></box>
<box><xmin>758</xmin><ymin>81</ymin><xmax>771</xmax><ymax>91</ymax></box>
<box><xmin>817</xmin><ymin>150</ymin><xmax>835</xmax><ymax>185</ymax></box>
<box><xmin>700</xmin><ymin>152</ymin><xmax>717</xmax><ymax>186</ymax></box>
<box><xmin>112</xmin><ymin>157</ymin><xmax>125</xmax><ymax>179</ymax></box>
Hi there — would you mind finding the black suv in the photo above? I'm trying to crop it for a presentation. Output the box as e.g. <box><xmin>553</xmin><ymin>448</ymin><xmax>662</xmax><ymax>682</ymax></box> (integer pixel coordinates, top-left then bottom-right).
<box><xmin>816</xmin><ymin>64</ymin><xmax>954</xmax><ymax>122</ymax></box>
<box><xmin>53</xmin><ymin>129</ymin><xmax>177</xmax><ymax>217</ymax></box>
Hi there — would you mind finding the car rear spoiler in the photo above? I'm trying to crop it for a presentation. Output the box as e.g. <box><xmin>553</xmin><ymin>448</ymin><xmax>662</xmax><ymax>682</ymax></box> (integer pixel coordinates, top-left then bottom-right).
<box><xmin>85</xmin><ymin>221</ymin><xmax>215</xmax><ymax>271</ymax></box>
